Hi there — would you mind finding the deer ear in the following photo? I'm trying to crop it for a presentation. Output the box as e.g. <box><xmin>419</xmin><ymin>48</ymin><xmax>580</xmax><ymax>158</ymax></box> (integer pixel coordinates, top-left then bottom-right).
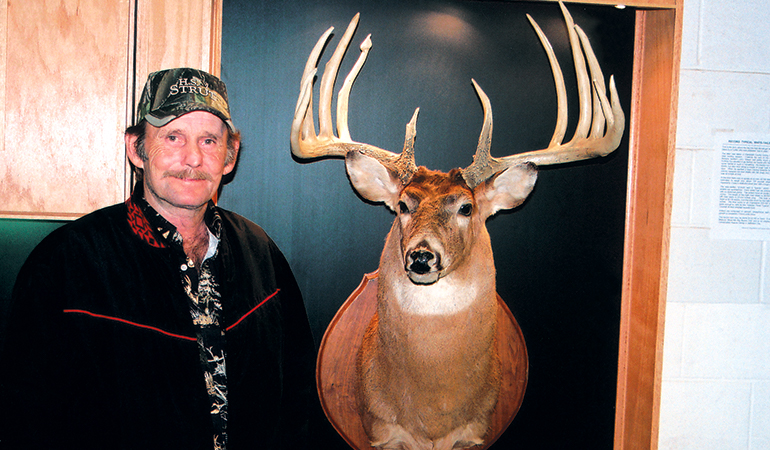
<box><xmin>345</xmin><ymin>151</ymin><xmax>403</xmax><ymax>210</ymax></box>
<box><xmin>475</xmin><ymin>163</ymin><xmax>538</xmax><ymax>218</ymax></box>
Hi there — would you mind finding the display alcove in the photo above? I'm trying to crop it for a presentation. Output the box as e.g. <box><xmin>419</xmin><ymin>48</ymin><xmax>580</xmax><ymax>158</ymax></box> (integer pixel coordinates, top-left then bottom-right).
<box><xmin>220</xmin><ymin>0</ymin><xmax>682</xmax><ymax>448</ymax></box>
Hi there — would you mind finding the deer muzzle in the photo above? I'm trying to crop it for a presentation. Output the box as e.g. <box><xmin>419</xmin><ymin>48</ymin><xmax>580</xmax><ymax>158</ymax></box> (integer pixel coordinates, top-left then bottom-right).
<box><xmin>405</xmin><ymin>247</ymin><xmax>442</xmax><ymax>285</ymax></box>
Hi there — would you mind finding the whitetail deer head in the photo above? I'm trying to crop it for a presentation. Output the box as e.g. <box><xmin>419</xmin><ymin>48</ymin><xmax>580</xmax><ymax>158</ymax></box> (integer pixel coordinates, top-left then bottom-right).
<box><xmin>291</xmin><ymin>3</ymin><xmax>624</xmax><ymax>449</ymax></box>
<box><xmin>291</xmin><ymin>2</ymin><xmax>623</xmax><ymax>287</ymax></box>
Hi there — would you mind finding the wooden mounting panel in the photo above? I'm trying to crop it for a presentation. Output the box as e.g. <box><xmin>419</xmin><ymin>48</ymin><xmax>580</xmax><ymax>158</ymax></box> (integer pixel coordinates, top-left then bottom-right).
<box><xmin>316</xmin><ymin>272</ymin><xmax>529</xmax><ymax>449</ymax></box>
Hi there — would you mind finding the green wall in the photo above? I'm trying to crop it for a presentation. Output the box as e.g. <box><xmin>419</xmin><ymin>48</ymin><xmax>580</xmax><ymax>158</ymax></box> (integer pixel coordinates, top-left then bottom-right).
<box><xmin>0</xmin><ymin>219</ymin><xmax>66</xmax><ymax>348</ymax></box>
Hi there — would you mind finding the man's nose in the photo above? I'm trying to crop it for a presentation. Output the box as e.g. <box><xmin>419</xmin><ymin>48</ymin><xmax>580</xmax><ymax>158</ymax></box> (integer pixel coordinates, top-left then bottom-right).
<box><xmin>182</xmin><ymin>143</ymin><xmax>204</xmax><ymax>167</ymax></box>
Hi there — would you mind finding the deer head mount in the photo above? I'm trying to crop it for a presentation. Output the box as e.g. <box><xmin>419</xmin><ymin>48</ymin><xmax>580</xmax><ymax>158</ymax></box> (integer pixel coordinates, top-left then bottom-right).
<box><xmin>292</xmin><ymin>2</ymin><xmax>624</xmax><ymax>449</ymax></box>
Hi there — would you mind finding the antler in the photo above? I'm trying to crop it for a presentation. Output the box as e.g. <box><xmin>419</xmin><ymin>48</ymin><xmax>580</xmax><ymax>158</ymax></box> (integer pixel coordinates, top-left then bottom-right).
<box><xmin>291</xmin><ymin>13</ymin><xmax>418</xmax><ymax>184</ymax></box>
<box><xmin>461</xmin><ymin>2</ymin><xmax>625</xmax><ymax>188</ymax></box>
<box><xmin>292</xmin><ymin>3</ymin><xmax>624</xmax><ymax>189</ymax></box>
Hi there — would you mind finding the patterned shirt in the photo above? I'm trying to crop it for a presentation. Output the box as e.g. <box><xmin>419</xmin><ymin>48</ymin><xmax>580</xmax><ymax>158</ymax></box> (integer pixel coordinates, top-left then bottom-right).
<box><xmin>137</xmin><ymin>197</ymin><xmax>228</xmax><ymax>449</ymax></box>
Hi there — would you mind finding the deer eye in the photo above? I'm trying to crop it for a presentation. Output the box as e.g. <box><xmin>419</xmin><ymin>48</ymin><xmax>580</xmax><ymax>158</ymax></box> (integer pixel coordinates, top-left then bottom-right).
<box><xmin>398</xmin><ymin>201</ymin><xmax>410</xmax><ymax>214</ymax></box>
<box><xmin>458</xmin><ymin>203</ymin><xmax>473</xmax><ymax>217</ymax></box>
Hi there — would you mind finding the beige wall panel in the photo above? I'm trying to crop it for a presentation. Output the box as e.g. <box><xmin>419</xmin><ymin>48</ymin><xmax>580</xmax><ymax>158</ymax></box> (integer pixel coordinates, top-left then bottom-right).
<box><xmin>0</xmin><ymin>0</ymin><xmax>222</xmax><ymax>219</ymax></box>
<box><xmin>1</xmin><ymin>0</ymin><xmax>132</xmax><ymax>219</ymax></box>
<box><xmin>1</xmin><ymin>2</ymin><xmax>6</xmax><ymax>166</ymax></box>
<box><xmin>132</xmin><ymin>0</ymin><xmax>222</xmax><ymax>110</ymax></box>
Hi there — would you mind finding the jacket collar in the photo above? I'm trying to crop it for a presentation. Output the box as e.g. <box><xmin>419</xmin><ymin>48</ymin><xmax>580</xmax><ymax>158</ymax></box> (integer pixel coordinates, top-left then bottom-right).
<box><xmin>125</xmin><ymin>184</ymin><xmax>221</xmax><ymax>249</ymax></box>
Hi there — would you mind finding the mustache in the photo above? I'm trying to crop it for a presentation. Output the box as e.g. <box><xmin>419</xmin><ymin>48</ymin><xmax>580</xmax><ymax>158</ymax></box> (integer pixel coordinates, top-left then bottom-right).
<box><xmin>163</xmin><ymin>169</ymin><xmax>213</xmax><ymax>181</ymax></box>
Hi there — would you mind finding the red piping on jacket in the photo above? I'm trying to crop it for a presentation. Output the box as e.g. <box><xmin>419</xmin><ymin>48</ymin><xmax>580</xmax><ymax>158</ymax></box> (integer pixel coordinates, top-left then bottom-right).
<box><xmin>226</xmin><ymin>289</ymin><xmax>279</xmax><ymax>331</ymax></box>
<box><xmin>63</xmin><ymin>309</ymin><xmax>197</xmax><ymax>341</ymax></box>
<box><xmin>63</xmin><ymin>289</ymin><xmax>280</xmax><ymax>340</ymax></box>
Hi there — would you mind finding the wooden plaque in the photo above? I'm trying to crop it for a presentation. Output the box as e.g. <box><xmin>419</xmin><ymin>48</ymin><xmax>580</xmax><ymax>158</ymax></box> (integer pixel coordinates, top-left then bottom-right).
<box><xmin>316</xmin><ymin>271</ymin><xmax>529</xmax><ymax>449</ymax></box>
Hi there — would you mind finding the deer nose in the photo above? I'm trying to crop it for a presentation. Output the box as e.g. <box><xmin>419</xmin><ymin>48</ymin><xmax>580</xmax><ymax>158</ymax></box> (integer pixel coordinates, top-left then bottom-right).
<box><xmin>407</xmin><ymin>250</ymin><xmax>435</xmax><ymax>275</ymax></box>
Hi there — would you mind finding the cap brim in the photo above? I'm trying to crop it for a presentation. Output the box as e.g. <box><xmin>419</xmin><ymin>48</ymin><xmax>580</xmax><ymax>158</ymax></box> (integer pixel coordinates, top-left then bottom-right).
<box><xmin>145</xmin><ymin>107</ymin><xmax>235</xmax><ymax>132</ymax></box>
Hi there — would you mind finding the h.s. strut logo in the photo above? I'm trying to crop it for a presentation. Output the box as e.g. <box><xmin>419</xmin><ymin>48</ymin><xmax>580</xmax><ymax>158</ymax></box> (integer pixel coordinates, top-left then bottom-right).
<box><xmin>169</xmin><ymin>76</ymin><xmax>212</xmax><ymax>97</ymax></box>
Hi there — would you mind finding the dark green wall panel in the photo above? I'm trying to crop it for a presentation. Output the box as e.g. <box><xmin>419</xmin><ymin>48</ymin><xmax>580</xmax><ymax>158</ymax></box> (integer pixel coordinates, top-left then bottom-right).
<box><xmin>0</xmin><ymin>219</ymin><xmax>66</xmax><ymax>347</ymax></box>
<box><xmin>220</xmin><ymin>1</ymin><xmax>634</xmax><ymax>448</ymax></box>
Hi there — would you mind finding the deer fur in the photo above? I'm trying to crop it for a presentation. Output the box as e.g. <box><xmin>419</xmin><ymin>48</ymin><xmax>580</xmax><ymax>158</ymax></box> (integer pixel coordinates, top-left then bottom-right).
<box><xmin>347</xmin><ymin>151</ymin><xmax>537</xmax><ymax>450</ymax></box>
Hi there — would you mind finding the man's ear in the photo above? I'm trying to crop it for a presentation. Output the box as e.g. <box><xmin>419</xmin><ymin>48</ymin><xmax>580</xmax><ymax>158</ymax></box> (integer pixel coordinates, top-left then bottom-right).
<box><xmin>223</xmin><ymin>138</ymin><xmax>240</xmax><ymax>176</ymax></box>
<box><xmin>124</xmin><ymin>133</ymin><xmax>144</xmax><ymax>169</ymax></box>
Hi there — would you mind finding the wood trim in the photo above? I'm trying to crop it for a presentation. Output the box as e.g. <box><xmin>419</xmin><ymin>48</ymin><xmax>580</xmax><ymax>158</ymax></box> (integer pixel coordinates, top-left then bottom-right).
<box><xmin>125</xmin><ymin>0</ymin><xmax>138</xmax><ymax>202</ymax></box>
<box><xmin>209</xmin><ymin>0</ymin><xmax>224</xmax><ymax>77</ymax></box>
<box><xmin>521</xmin><ymin>0</ymin><xmax>678</xmax><ymax>10</ymax></box>
<box><xmin>615</xmin><ymin>5</ymin><xmax>682</xmax><ymax>450</ymax></box>
<box><xmin>0</xmin><ymin>1</ymin><xmax>6</xmax><ymax>173</ymax></box>
<box><xmin>133</xmin><ymin>0</ymin><xmax>223</xmax><ymax>103</ymax></box>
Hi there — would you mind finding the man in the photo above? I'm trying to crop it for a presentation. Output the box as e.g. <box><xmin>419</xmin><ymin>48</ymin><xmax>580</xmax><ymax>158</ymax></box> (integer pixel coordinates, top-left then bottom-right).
<box><xmin>1</xmin><ymin>68</ymin><xmax>317</xmax><ymax>449</ymax></box>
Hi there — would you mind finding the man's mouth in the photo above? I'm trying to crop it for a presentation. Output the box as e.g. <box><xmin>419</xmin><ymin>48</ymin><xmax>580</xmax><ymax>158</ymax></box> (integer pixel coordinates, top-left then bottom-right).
<box><xmin>164</xmin><ymin>169</ymin><xmax>212</xmax><ymax>181</ymax></box>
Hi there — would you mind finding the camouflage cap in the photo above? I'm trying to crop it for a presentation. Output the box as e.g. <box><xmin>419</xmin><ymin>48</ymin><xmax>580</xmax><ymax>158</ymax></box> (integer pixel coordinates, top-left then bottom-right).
<box><xmin>136</xmin><ymin>68</ymin><xmax>235</xmax><ymax>132</ymax></box>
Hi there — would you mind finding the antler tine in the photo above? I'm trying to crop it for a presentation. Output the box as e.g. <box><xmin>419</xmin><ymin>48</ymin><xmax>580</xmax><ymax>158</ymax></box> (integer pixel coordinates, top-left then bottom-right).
<box><xmin>461</xmin><ymin>1</ymin><xmax>625</xmax><ymax>189</ymax></box>
<box><xmin>290</xmin><ymin>14</ymin><xmax>418</xmax><ymax>183</ymax></box>
<box><xmin>561</xmin><ymin>2</ymin><xmax>593</xmax><ymax>143</ymax></box>
<box><xmin>526</xmin><ymin>13</ymin><xmax>568</xmax><ymax>148</ymax></box>
<box><xmin>337</xmin><ymin>33</ymin><xmax>372</xmax><ymax>141</ymax></box>
<box><xmin>317</xmin><ymin>13</ymin><xmax>360</xmax><ymax>142</ymax></box>
<box><xmin>291</xmin><ymin>25</ymin><xmax>332</xmax><ymax>157</ymax></box>
<box><xmin>576</xmin><ymin>23</ymin><xmax>608</xmax><ymax>139</ymax></box>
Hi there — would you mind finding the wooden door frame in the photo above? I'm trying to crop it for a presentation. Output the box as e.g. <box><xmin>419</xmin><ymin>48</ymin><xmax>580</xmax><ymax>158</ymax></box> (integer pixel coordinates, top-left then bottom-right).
<box><xmin>534</xmin><ymin>1</ymin><xmax>682</xmax><ymax>448</ymax></box>
<box><xmin>616</xmin><ymin>5</ymin><xmax>681</xmax><ymax>449</ymax></box>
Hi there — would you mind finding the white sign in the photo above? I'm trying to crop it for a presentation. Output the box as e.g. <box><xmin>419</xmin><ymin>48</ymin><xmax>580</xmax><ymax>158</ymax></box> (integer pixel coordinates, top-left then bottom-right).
<box><xmin>711</xmin><ymin>133</ymin><xmax>770</xmax><ymax>240</ymax></box>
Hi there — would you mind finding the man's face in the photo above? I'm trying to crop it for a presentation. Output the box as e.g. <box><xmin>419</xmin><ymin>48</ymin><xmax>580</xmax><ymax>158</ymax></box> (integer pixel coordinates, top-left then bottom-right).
<box><xmin>126</xmin><ymin>111</ymin><xmax>238</xmax><ymax>217</ymax></box>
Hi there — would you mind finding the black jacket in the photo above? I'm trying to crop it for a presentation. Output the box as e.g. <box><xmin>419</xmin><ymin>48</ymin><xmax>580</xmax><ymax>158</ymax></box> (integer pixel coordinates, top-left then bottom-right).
<box><xmin>1</xmin><ymin>194</ymin><xmax>317</xmax><ymax>449</ymax></box>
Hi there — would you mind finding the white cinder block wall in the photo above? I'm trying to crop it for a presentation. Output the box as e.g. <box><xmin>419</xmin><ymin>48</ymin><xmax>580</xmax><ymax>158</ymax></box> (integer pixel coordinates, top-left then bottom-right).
<box><xmin>659</xmin><ymin>0</ymin><xmax>770</xmax><ymax>448</ymax></box>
